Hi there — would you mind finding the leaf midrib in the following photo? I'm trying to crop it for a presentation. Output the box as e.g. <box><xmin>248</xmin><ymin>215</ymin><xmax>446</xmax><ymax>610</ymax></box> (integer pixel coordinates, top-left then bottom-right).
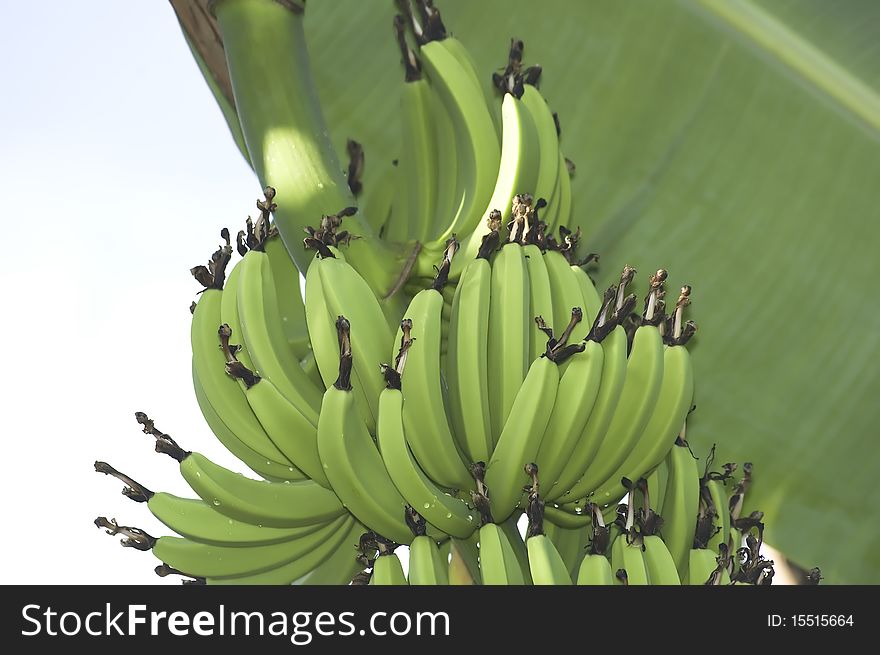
<box><xmin>685</xmin><ymin>0</ymin><xmax>880</xmax><ymax>135</ymax></box>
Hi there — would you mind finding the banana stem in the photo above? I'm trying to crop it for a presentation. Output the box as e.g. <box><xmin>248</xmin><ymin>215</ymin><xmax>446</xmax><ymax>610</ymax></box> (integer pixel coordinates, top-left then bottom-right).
<box><xmin>213</xmin><ymin>0</ymin><xmax>410</xmax><ymax>299</ymax></box>
<box><xmin>135</xmin><ymin>412</ymin><xmax>190</xmax><ymax>462</ymax></box>
<box><xmin>94</xmin><ymin>462</ymin><xmax>154</xmax><ymax>503</ymax></box>
<box><xmin>94</xmin><ymin>517</ymin><xmax>156</xmax><ymax>551</ymax></box>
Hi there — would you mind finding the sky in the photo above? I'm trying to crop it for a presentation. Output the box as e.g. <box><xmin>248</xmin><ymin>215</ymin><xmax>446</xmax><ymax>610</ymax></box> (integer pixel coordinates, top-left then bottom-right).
<box><xmin>0</xmin><ymin>2</ymin><xmax>258</xmax><ymax>584</ymax></box>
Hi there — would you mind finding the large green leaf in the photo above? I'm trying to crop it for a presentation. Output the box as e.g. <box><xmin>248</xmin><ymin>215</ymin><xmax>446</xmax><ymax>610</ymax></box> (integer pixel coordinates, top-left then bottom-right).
<box><xmin>180</xmin><ymin>0</ymin><xmax>880</xmax><ymax>582</ymax></box>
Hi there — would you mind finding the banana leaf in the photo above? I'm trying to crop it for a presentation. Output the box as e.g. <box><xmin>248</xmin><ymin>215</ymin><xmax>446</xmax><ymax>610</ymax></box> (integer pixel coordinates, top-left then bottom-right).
<box><xmin>172</xmin><ymin>0</ymin><xmax>880</xmax><ymax>583</ymax></box>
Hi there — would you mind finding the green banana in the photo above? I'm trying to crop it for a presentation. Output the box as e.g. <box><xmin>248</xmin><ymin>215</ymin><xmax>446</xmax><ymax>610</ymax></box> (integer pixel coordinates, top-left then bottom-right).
<box><xmin>220</xmin><ymin>258</ymin><xmax>256</xmax><ymax>370</ymax></box>
<box><xmin>439</xmin><ymin>35</ymin><xmax>500</xmax><ymax>136</ymax></box>
<box><xmin>317</xmin><ymin>319</ymin><xmax>413</xmax><ymax>545</ymax></box>
<box><xmin>534</xmin><ymin>337</ymin><xmax>605</xmax><ymax>492</ymax></box>
<box><xmin>191</xmin><ymin>286</ymin><xmax>296</xmax><ymax>466</ymax></box>
<box><xmin>377</xmin><ymin>370</ymin><xmax>477</xmax><ymax>538</ymax></box>
<box><xmin>642</xmin><ymin>535</ymin><xmax>682</xmax><ymax>585</ymax></box>
<box><xmin>394</xmin><ymin>247</ymin><xmax>472</xmax><ymax>490</ymax></box>
<box><xmin>419</xmin><ymin>37</ymin><xmax>500</xmax><ymax>245</ymax></box>
<box><xmin>570</xmin><ymin>262</ymin><xmax>603</xmax><ymax>325</ymax></box>
<box><xmin>153</xmin><ymin>514</ymin><xmax>348</xmax><ymax>580</ymax></box>
<box><xmin>148</xmin><ymin>493</ymin><xmax>326</xmax><ymax>547</ymax></box>
<box><xmin>207</xmin><ymin>515</ymin><xmax>355</xmax><ymax>585</ymax></box>
<box><xmin>485</xmin><ymin>354</ymin><xmax>560</xmax><ymax>522</ymax></box>
<box><xmin>220</xmin><ymin>325</ymin><xmax>329</xmax><ymax>487</ymax></box>
<box><xmin>478</xmin><ymin>522</ymin><xmax>526</xmax><ymax>585</ymax></box>
<box><xmin>304</xmin><ymin>249</ymin><xmax>377</xmax><ymax>432</ymax></box>
<box><xmin>520</xmin><ymin>84</ymin><xmax>559</xmax><ymax>208</ymax></box>
<box><xmin>370</xmin><ymin>552</ymin><xmax>409</xmax><ymax>585</ymax></box>
<box><xmin>294</xmin><ymin>519</ymin><xmax>365</xmax><ymax>585</ymax></box>
<box><xmin>388</xmin><ymin>23</ymin><xmax>437</xmax><ymax>244</ymax></box>
<box><xmin>576</xmin><ymin>554</ymin><xmax>614</xmax><ymax>585</ymax></box>
<box><xmin>487</xmin><ymin>242</ymin><xmax>531</xmax><ymax>446</ymax></box>
<box><xmin>179</xmin><ymin>451</ymin><xmax>345</xmax><ymax>529</ymax></box>
<box><xmin>408</xmin><ymin>535</ymin><xmax>450</xmax><ymax>585</ymax></box>
<box><xmin>263</xmin><ymin>233</ymin><xmax>310</xmax><ymax>358</ymax></box>
<box><xmin>446</xmin><ymin>253</ymin><xmax>493</xmax><ymax>464</ymax></box>
<box><xmin>543</xmin><ymin>248</ymin><xmax>586</xmax><ymax>344</ymax></box>
<box><xmin>590</xmin><ymin>287</ymin><xmax>696</xmax><ymax>504</ymax></box>
<box><xmin>453</xmin><ymin>91</ymin><xmax>539</xmax><ymax>272</ymax></box>
<box><xmin>662</xmin><ymin>437</ymin><xmax>701</xmax><ymax>574</ymax></box>
<box><xmin>448</xmin><ymin>533</ymin><xmax>482</xmax><ymax>585</ymax></box>
<box><xmin>565</xmin><ymin>270</ymin><xmax>668</xmax><ymax>502</ymax></box>
<box><xmin>192</xmin><ymin>363</ymin><xmax>304</xmax><ymax>482</ymax></box>
<box><xmin>237</xmin><ymin>248</ymin><xmax>322</xmax><ymax>420</ymax></box>
<box><xmin>547</xmin><ymin>271</ymin><xmax>637</xmax><ymax>502</ymax></box>
<box><xmin>315</xmin><ymin>252</ymin><xmax>393</xmax><ymax>430</ymax></box>
<box><xmin>523</xmin><ymin>242</ymin><xmax>555</xmax><ymax>362</ymax></box>
<box><xmin>543</xmin><ymin>519</ymin><xmax>588</xmax><ymax>581</ymax></box>
<box><xmin>687</xmin><ymin>547</ymin><xmax>719</xmax><ymax>586</ymax></box>
<box><xmin>527</xmin><ymin>534</ymin><xmax>573</xmax><ymax>585</ymax></box>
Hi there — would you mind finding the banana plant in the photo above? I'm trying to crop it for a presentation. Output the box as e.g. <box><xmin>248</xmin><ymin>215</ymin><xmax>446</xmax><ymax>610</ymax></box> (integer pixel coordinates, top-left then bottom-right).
<box><xmin>144</xmin><ymin>0</ymin><xmax>880</xmax><ymax>583</ymax></box>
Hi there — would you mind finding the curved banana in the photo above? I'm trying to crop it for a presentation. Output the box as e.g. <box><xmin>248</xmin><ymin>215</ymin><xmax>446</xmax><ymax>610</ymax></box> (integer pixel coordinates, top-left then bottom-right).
<box><xmin>570</xmin><ymin>263</ymin><xmax>603</xmax><ymax>329</ymax></box>
<box><xmin>446</xmin><ymin>253</ymin><xmax>493</xmax><ymax>464</ymax></box>
<box><xmin>574</xmin><ymin>502</ymin><xmax>614</xmax><ymax>584</ymax></box>
<box><xmin>191</xmin><ymin>288</ymin><xmax>297</xmax><ymax>466</ymax></box>
<box><xmin>263</xmin><ymin>233</ymin><xmax>309</xmax><ymax>358</ymax></box>
<box><xmin>647</xmin><ymin>462</ymin><xmax>669</xmax><ymax>517</ymax></box>
<box><xmin>576</xmin><ymin>553</ymin><xmax>614</xmax><ymax>585</ymax></box>
<box><xmin>523</xmin><ymin>243</ymin><xmax>554</xmax><ymax>362</ymax></box>
<box><xmin>662</xmin><ymin>437</ymin><xmax>701</xmax><ymax>574</ymax></box>
<box><xmin>543</xmin><ymin>519</ymin><xmax>588</xmax><ymax>581</ymax></box>
<box><xmin>520</xmin><ymin>84</ymin><xmax>559</xmax><ymax>209</ymax></box>
<box><xmin>590</xmin><ymin>289</ymin><xmax>696</xmax><ymax>504</ymax></box>
<box><xmin>610</xmin><ymin>533</ymin><xmax>649</xmax><ymax>586</ymax></box>
<box><xmin>219</xmin><ymin>258</ymin><xmax>255</xmax><ymax>370</ymax></box>
<box><xmin>478</xmin><ymin>522</ymin><xmax>526</xmax><ymax>585</ymax></box>
<box><xmin>454</xmin><ymin>92</ymin><xmax>539</xmax><ymax>271</ymax></box>
<box><xmin>207</xmin><ymin>515</ymin><xmax>355</xmax><ymax>585</ymax></box>
<box><xmin>527</xmin><ymin>533</ymin><xmax>573</xmax><ymax>585</ymax></box>
<box><xmin>377</xmin><ymin>376</ymin><xmax>477</xmax><ymax>538</ymax></box>
<box><xmin>546</xmin><ymin>150</ymin><xmax>572</xmax><ymax>236</ymax></box>
<box><xmin>706</xmin><ymin>477</ymin><xmax>731</xmax><ymax>554</ymax></box>
<box><xmin>388</xmin><ymin>26</ymin><xmax>437</xmax><ymax>244</ymax></box>
<box><xmin>547</xmin><ymin>273</ymin><xmax>636</xmax><ymax>502</ymax></box>
<box><xmin>304</xmin><ymin>251</ymin><xmax>377</xmax><ymax>432</ymax></box>
<box><xmin>315</xmin><ymin>253</ymin><xmax>393</xmax><ymax>431</ymax></box>
<box><xmin>192</xmin><ymin>363</ymin><xmax>304</xmax><ymax>482</ymax></box>
<box><xmin>148</xmin><ymin>493</ymin><xmax>326</xmax><ymax>547</ymax></box>
<box><xmin>317</xmin><ymin>352</ymin><xmax>413</xmax><ymax>545</ymax></box>
<box><xmin>153</xmin><ymin>514</ymin><xmax>348</xmax><ymax>580</ymax></box>
<box><xmin>408</xmin><ymin>535</ymin><xmax>450</xmax><ymax>585</ymax></box>
<box><xmin>642</xmin><ymin>535</ymin><xmax>682</xmax><ymax>585</ymax></box>
<box><xmin>534</xmin><ymin>338</ymin><xmax>604</xmax><ymax>491</ymax></box>
<box><xmin>687</xmin><ymin>547</ymin><xmax>719</xmax><ymax>586</ymax></box>
<box><xmin>237</xmin><ymin>249</ymin><xmax>322</xmax><ymax>421</ymax></box>
<box><xmin>370</xmin><ymin>552</ymin><xmax>409</xmax><ymax>585</ymax></box>
<box><xmin>294</xmin><ymin>520</ymin><xmax>365</xmax><ymax>585</ymax></box>
<box><xmin>448</xmin><ymin>533</ymin><xmax>482</xmax><ymax>585</ymax></box>
<box><xmin>179</xmin><ymin>451</ymin><xmax>345</xmax><ymax>529</ymax></box>
<box><xmin>485</xmin><ymin>354</ymin><xmax>560</xmax><ymax>522</ymax></box>
<box><xmin>395</xmin><ymin>246</ymin><xmax>472</xmax><ymax>491</ymax></box>
<box><xmin>543</xmin><ymin>249</ymin><xmax>585</xmax><ymax>343</ymax></box>
<box><xmin>419</xmin><ymin>39</ymin><xmax>500</xmax><ymax>245</ymax></box>
<box><xmin>564</xmin><ymin>271</ymin><xmax>667</xmax><ymax>502</ymax></box>
<box><xmin>220</xmin><ymin>325</ymin><xmax>329</xmax><ymax>487</ymax></box>
<box><xmin>487</xmin><ymin>242</ymin><xmax>531</xmax><ymax>446</ymax></box>
<box><xmin>439</xmin><ymin>36</ymin><xmax>500</xmax><ymax>136</ymax></box>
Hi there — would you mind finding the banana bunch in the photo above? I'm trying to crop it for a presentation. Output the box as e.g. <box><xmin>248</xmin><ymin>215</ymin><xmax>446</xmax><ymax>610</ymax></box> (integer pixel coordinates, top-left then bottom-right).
<box><xmin>94</xmin><ymin>0</ymin><xmax>803</xmax><ymax>586</ymax></box>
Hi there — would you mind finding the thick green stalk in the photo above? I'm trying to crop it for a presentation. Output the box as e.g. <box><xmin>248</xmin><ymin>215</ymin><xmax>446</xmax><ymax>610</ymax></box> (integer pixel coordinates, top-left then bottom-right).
<box><xmin>213</xmin><ymin>0</ymin><xmax>409</xmax><ymax>300</ymax></box>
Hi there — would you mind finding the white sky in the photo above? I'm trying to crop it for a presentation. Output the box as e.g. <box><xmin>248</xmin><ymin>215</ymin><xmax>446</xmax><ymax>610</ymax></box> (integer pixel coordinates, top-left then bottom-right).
<box><xmin>0</xmin><ymin>2</ymin><xmax>258</xmax><ymax>583</ymax></box>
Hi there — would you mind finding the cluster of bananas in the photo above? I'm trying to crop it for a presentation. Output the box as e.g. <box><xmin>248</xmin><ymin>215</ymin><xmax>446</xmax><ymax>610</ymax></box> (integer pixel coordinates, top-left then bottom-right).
<box><xmin>94</xmin><ymin>1</ymin><xmax>787</xmax><ymax>585</ymax></box>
